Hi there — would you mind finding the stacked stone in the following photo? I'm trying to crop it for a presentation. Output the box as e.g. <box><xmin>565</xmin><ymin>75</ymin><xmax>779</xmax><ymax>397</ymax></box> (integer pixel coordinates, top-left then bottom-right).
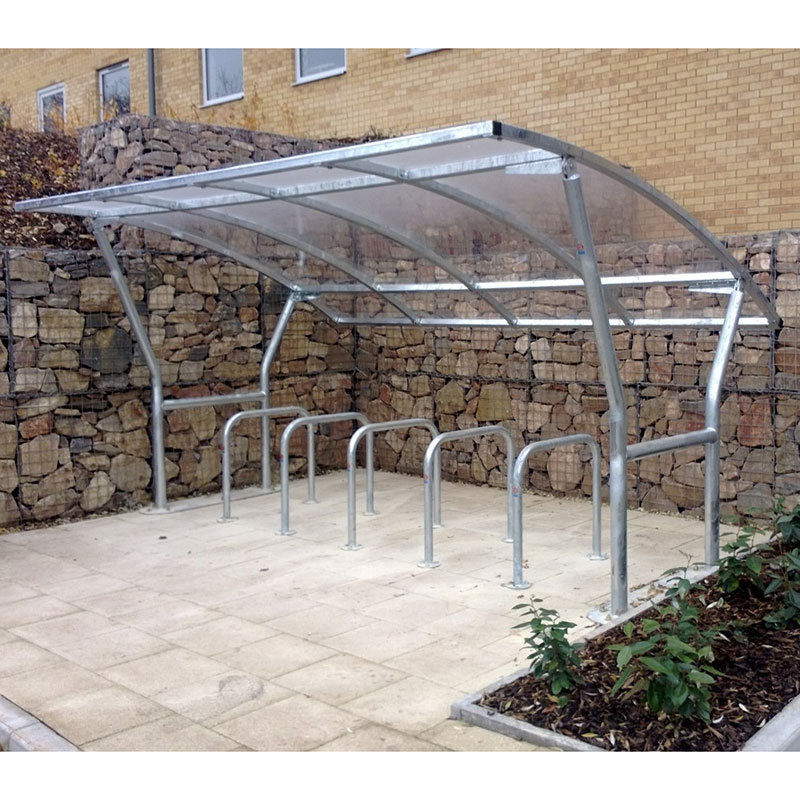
<box><xmin>79</xmin><ymin>114</ymin><xmax>323</xmax><ymax>190</ymax></box>
<box><xmin>354</xmin><ymin>232</ymin><xmax>799</xmax><ymax>520</ymax></box>
<box><xmin>9</xmin><ymin>112</ymin><xmax>798</xmax><ymax>527</ymax></box>
<box><xmin>0</xmin><ymin>247</ymin><xmax>355</xmax><ymax>526</ymax></box>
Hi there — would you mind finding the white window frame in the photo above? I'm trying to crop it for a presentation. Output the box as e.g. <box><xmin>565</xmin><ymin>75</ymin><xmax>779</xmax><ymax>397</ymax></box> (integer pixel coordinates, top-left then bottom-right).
<box><xmin>201</xmin><ymin>48</ymin><xmax>245</xmax><ymax>107</ymax></box>
<box><xmin>406</xmin><ymin>49</ymin><xmax>443</xmax><ymax>58</ymax></box>
<box><xmin>294</xmin><ymin>49</ymin><xmax>346</xmax><ymax>85</ymax></box>
<box><xmin>37</xmin><ymin>82</ymin><xmax>66</xmax><ymax>132</ymax></box>
<box><xmin>98</xmin><ymin>61</ymin><xmax>130</xmax><ymax>121</ymax></box>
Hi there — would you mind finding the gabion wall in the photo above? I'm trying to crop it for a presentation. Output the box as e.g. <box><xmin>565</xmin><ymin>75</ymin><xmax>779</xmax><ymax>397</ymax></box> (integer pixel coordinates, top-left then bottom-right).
<box><xmin>1</xmin><ymin>114</ymin><xmax>796</xmax><ymax>530</ymax></box>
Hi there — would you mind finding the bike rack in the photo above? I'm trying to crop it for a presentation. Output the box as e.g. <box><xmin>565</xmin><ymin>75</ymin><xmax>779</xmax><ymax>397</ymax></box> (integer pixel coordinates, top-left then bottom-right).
<box><xmin>278</xmin><ymin>411</ymin><xmax>372</xmax><ymax>535</ymax></box>
<box><xmin>420</xmin><ymin>424</ymin><xmax>515</xmax><ymax>569</ymax></box>
<box><xmin>509</xmin><ymin>433</ymin><xmax>606</xmax><ymax>591</ymax></box>
<box><xmin>219</xmin><ymin>405</ymin><xmax>312</xmax><ymax>522</ymax></box>
<box><xmin>343</xmin><ymin>418</ymin><xmax>441</xmax><ymax>551</ymax></box>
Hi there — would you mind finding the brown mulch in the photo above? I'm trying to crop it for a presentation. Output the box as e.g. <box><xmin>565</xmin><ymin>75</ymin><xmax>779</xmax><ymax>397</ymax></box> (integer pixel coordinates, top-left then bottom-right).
<box><xmin>0</xmin><ymin>126</ymin><xmax>94</xmax><ymax>249</ymax></box>
<box><xmin>479</xmin><ymin>577</ymin><xmax>800</xmax><ymax>751</ymax></box>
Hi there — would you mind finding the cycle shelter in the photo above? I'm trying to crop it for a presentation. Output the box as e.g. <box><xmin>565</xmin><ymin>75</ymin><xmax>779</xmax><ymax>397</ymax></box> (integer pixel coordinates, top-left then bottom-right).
<box><xmin>16</xmin><ymin>120</ymin><xmax>781</xmax><ymax>616</ymax></box>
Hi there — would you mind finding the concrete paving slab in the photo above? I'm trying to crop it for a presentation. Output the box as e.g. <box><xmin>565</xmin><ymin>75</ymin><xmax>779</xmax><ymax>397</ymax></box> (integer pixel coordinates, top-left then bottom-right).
<box><xmin>0</xmin><ymin>471</ymin><xmax>716</xmax><ymax>751</ymax></box>
<box><xmin>213</xmin><ymin>694</ymin><xmax>368</xmax><ymax>751</ymax></box>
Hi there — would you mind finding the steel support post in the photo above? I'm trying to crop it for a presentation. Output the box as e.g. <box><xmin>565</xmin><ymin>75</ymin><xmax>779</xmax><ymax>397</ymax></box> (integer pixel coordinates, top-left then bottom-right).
<box><xmin>562</xmin><ymin>160</ymin><xmax>629</xmax><ymax>616</ymax></box>
<box><xmin>704</xmin><ymin>282</ymin><xmax>745</xmax><ymax>565</ymax></box>
<box><xmin>93</xmin><ymin>223</ymin><xmax>168</xmax><ymax>511</ymax></box>
<box><xmin>259</xmin><ymin>293</ymin><xmax>300</xmax><ymax>492</ymax></box>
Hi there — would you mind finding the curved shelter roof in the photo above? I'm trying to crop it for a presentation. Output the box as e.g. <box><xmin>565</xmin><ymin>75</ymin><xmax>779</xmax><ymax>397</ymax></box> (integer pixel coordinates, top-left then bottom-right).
<box><xmin>16</xmin><ymin>120</ymin><xmax>779</xmax><ymax>330</ymax></box>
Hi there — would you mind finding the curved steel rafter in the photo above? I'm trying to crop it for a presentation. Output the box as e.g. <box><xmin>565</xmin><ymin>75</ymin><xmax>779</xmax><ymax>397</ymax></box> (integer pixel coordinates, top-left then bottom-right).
<box><xmin>102</xmin><ymin>213</ymin><xmax>345</xmax><ymax>322</ymax></box>
<box><xmin>212</xmin><ymin>179</ymin><xmax>518</xmax><ymax>325</ymax></box>
<box><xmin>189</xmin><ymin>208</ymin><xmax>420</xmax><ymax>324</ymax></box>
<box><xmin>110</xmin><ymin>199</ymin><xmax>420</xmax><ymax>324</ymax></box>
<box><xmin>338</xmin><ymin>159</ymin><xmax>634</xmax><ymax>327</ymax></box>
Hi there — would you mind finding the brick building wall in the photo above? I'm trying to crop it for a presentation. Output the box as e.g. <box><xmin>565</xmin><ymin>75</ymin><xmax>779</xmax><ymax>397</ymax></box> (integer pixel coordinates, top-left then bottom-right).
<box><xmin>1</xmin><ymin>49</ymin><xmax>799</xmax><ymax>235</ymax></box>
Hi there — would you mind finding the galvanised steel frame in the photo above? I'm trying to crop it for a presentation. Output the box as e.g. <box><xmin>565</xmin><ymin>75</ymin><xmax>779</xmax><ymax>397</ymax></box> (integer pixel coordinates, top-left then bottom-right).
<box><xmin>511</xmin><ymin>433</ymin><xmax>605</xmax><ymax>591</ymax></box>
<box><xmin>421</xmin><ymin>425</ymin><xmax>516</xmax><ymax>570</ymax></box>
<box><xmin>344</xmin><ymin>418</ymin><xmax>441</xmax><ymax>552</ymax></box>
<box><xmin>278</xmin><ymin>412</ymin><xmax>372</xmax><ymax>536</ymax></box>
<box><xmin>16</xmin><ymin>121</ymin><xmax>780</xmax><ymax>616</ymax></box>
<box><xmin>220</xmin><ymin>405</ymin><xmax>311</xmax><ymax>522</ymax></box>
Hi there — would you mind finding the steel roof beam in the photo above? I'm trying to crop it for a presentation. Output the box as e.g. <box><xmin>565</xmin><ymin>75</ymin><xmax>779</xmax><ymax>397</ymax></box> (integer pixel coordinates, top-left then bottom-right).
<box><xmin>312</xmin><ymin>271</ymin><xmax>737</xmax><ymax>294</ymax></box>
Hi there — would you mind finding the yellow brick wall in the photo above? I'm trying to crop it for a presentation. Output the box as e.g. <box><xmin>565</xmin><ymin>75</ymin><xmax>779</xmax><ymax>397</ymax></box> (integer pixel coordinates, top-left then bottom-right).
<box><xmin>1</xmin><ymin>48</ymin><xmax>799</xmax><ymax>236</ymax></box>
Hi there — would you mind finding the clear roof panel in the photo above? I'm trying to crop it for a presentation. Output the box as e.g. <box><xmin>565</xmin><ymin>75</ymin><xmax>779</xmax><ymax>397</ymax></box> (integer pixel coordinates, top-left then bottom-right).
<box><xmin>15</xmin><ymin>120</ymin><xmax>779</xmax><ymax>330</ymax></box>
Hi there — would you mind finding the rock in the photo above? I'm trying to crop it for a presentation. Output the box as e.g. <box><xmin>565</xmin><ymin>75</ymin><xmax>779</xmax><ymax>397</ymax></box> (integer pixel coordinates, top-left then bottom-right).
<box><xmin>80</xmin><ymin>277</ymin><xmax>123</xmax><ymax>312</ymax></box>
<box><xmin>645</xmin><ymin>286</ymin><xmax>672</xmax><ymax>309</ymax></box>
<box><xmin>11</xmin><ymin>302</ymin><xmax>38</xmax><ymax>337</ymax></box>
<box><xmin>186</xmin><ymin>262</ymin><xmax>219</xmax><ymax>294</ymax></box>
<box><xmin>38</xmin><ymin>346</ymin><xmax>79</xmax><ymax>369</ymax></box>
<box><xmin>0</xmin><ymin>492</ymin><xmax>21</xmax><ymax>526</ymax></box>
<box><xmin>435</xmin><ymin>381</ymin><xmax>466</xmax><ymax>414</ymax></box>
<box><xmin>738</xmin><ymin>398</ymin><xmax>773</xmax><ymax>447</ymax></box>
<box><xmin>148</xmin><ymin>284</ymin><xmax>175</xmax><ymax>311</ymax></box>
<box><xmin>80</xmin><ymin>327</ymin><xmax>133</xmax><ymax>374</ymax></box>
<box><xmin>455</xmin><ymin>350</ymin><xmax>478</xmax><ymax>377</ymax></box>
<box><xmin>19</xmin><ymin>414</ymin><xmax>53</xmax><ymax>439</ymax></box>
<box><xmin>9</xmin><ymin>256</ymin><xmax>50</xmax><ymax>282</ymax></box>
<box><xmin>104</xmin><ymin>429</ymin><xmax>152</xmax><ymax>457</ymax></box>
<box><xmin>39</xmin><ymin>463</ymin><xmax>75</xmax><ymax>497</ymax></box>
<box><xmin>476</xmin><ymin>383</ymin><xmax>512</xmax><ymax>421</ymax></box>
<box><xmin>80</xmin><ymin>471</ymin><xmax>116</xmax><ymax>511</ymax></box>
<box><xmin>546</xmin><ymin>447</ymin><xmax>584</xmax><ymax>491</ymax></box>
<box><xmin>118</xmin><ymin>398</ymin><xmax>148</xmax><ymax>431</ymax></box>
<box><xmin>18</xmin><ymin>433</ymin><xmax>60</xmax><ymax>477</ymax></box>
<box><xmin>32</xmin><ymin>489</ymin><xmax>78</xmax><ymax>521</ymax></box>
<box><xmin>109</xmin><ymin>454</ymin><xmax>151</xmax><ymax>492</ymax></box>
<box><xmin>0</xmin><ymin>460</ymin><xmax>19</xmax><ymax>492</ymax></box>
<box><xmin>0</xmin><ymin>423</ymin><xmax>17</xmax><ymax>458</ymax></box>
<box><xmin>38</xmin><ymin>308</ymin><xmax>84</xmax><ymax>344</ymax></box>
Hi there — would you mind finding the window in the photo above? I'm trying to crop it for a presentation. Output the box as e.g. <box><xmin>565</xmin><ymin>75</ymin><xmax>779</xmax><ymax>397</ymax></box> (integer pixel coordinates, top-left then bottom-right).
<box><xmin>99</xmin><ymin>62</ymin><xmax>130</xmax><ymax>120</ymax></box>
<box><xmin>37</xmin><ymin>83</ymin><xmax>65</xmax><ymax>132</ymax></box>
<box><xmin>202</xmin><ymin>48</ymin><xmax>244</xmax><ymax>106</ymax></box>
<box><xmin>295</xmin><ymin>49</ymin><xmax>346</xmax><ymax>84</ymax></box>
<box><xmin>406</xmin><ymin>49</ymin><xmax>442</xmax><ymax>58</ymax></box>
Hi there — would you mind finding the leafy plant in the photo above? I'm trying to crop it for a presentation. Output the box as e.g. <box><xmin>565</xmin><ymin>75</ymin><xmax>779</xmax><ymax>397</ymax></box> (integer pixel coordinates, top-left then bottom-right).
<box><xmin>775</xmin><ymin>500</ymin><xmax>800</xmax><ymax>547</ymax></box>
<box><xmin>763</xmin><ymin>547</ymin><xmax>800</xmax><ymax>629</ymax></box>
<box><xmin>608</xmin><ymin>575</ymin><xmax>723</xmax><ymax>723</ymax></box>
<box><xmin>716</xmin><ymin>526</ymin><xmax>765</xmax><ymax>595</ymax></box>
<box><xmin>513</xmin><ymin>597</ymin><xmax>583</xmax><ymax>706</ymax></box>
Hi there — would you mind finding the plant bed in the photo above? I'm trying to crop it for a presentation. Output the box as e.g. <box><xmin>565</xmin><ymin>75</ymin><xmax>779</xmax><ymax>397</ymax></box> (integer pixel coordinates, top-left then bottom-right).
<box><xmin>453</xmin><ymin>511</ymin><xmax>800</xmax><ymax>751</ymax></box>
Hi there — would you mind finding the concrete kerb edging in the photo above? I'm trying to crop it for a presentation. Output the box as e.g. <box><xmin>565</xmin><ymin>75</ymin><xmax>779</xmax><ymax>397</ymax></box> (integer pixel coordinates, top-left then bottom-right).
<box><xmin>450</xmin><ymin>567</ymin><xmax>800</xmax><ymax>752</ymax></box>
<box><xmin>0</xmin><ymin>695</ymin><xmax>79</xmax><ymax>752</ymax></box>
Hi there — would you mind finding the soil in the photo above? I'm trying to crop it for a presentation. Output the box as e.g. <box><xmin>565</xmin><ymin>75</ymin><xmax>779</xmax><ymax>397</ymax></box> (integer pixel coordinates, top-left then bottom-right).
<box><xmin>479</xmin><ymin>568</ymin><xmax>800</xmax><ymax>751</ymax></box>
<box><xmin>0</xmin><ymin>126</ymin><xmax>94</xmax><ymax>249</ymax></box>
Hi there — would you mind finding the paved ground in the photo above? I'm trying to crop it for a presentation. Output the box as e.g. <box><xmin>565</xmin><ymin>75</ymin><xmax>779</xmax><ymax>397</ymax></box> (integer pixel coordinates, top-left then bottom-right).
<box><xmin>0</xmin><ymin>471</ymin><xmax>725</xmax><ymax>751</ymax></box>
